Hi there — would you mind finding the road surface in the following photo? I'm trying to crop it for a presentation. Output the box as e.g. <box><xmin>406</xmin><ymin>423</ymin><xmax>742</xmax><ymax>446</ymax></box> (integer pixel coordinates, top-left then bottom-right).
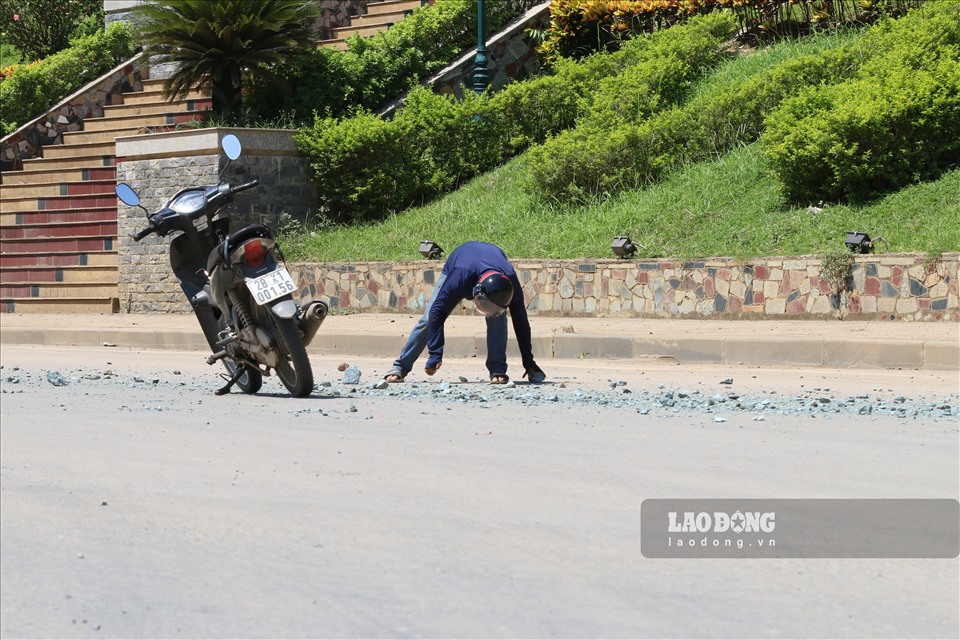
<box><xmin>1</xmin><ymin>345</ymin><xmax>957</xmax><ymax>638</ymax></box>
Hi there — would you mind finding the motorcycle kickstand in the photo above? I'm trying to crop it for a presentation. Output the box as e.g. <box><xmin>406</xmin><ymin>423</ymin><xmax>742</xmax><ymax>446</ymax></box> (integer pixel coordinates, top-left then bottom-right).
<box><xmin>215</xmin><ymin>366</ymin><xmax>246</xmax><ymax>396</ymax></box>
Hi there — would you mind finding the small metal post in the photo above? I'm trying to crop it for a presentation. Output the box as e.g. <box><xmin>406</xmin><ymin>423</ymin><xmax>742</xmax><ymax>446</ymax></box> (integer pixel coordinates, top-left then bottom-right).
<box><xmin>472</xmin><ymin>0</ymin><xmax>489</xmax><ymax>94</ymax></box>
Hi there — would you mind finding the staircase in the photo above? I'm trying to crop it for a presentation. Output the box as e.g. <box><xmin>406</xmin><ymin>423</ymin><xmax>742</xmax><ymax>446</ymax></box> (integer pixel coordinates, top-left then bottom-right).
<box><xmin>1</xmin><ymin>1</ymin><xmax>428</xmax><ymax>314</ymax></box>
<box><xmin>319</xmin><ymin>0</ymin><xmax>426</xmax><ymax>49</ymax></box>
<box><xmin>0</xmin><ymin>78</ymin><xmax>211</xmax><ymax>313</ymax></box>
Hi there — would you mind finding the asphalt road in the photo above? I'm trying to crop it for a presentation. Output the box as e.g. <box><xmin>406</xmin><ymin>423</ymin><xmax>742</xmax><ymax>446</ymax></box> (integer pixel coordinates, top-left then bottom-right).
<box><xmin>1</xmin><ymin>346</ymin><xmax>958</xmax><ymax>639</ymax></box>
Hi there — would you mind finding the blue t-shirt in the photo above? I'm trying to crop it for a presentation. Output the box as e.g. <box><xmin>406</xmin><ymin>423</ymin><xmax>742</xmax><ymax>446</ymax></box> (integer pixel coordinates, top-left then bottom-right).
<box><xmin>425</xmin><ymin>242</ymin><xmax>535</xmax><ymax>370</ymax></box>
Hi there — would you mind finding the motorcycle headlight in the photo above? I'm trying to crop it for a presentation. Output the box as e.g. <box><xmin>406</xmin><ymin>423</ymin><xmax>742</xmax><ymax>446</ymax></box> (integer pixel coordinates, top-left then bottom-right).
<box><xmin>230</xmin><ymin>237</ymin><xmax>275</xmax><ymax>268</ymax></box>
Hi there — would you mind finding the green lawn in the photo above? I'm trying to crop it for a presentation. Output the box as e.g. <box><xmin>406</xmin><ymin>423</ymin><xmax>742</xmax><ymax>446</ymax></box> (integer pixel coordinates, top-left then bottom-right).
<box><xmin>284</xmin><ymin>143</ymin><xmax>959</xmax><ymax>263</ymax></box>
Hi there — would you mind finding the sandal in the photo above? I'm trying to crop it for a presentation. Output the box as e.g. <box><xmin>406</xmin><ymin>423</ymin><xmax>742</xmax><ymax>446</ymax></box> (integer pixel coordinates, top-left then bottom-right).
<box><xmin>490</xmin><ymin>374</ymin><xmax>509</xmax><ymax>385</ymax></box>
<box><xmin>384</xmin><ymin>369</ymin><xmax>406</xmax><ymax>383</ymax></box>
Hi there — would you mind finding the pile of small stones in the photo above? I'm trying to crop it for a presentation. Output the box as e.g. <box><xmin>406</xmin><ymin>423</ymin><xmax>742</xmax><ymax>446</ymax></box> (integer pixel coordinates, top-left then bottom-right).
<box><xmin>3</xmin><ymin>363</ymin><xmax>956</xmax><ymax>421</ymax></box>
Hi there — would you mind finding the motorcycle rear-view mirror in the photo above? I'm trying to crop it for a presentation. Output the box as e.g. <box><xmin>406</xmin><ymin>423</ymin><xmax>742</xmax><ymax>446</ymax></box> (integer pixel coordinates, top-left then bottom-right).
<box><xmin>115</xmin><ymin>183</ymin><xmax>140</xmax><ymax>207</ymax></box>
<box><xmin>222</xmin><ymin>134</ymin><xmax>242</xmax><ymax>160</ymax></box>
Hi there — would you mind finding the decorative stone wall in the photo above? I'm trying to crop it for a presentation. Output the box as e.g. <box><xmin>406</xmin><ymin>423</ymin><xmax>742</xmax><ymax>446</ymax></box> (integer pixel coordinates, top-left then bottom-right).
<box><xmin>288</xmin><ymin>253</ymin><xmax>959</xmax><ymax>322</ymax></box>
<box><xmin>115</xmin><ymin>128</ymin><xmax>318</xmax><ymax>313</ymax></box>
<box><xmin>0</xmin><ymin>54</ymin><xmax>146</xmax><ymax>170</ymax></box>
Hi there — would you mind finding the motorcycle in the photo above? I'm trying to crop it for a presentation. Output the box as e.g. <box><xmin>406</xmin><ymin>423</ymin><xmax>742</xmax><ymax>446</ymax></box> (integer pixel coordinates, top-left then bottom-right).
<box><xmin>115</xmin><ymin>134</ymin><xmax>327</xmax><ymax>397</ymax></box>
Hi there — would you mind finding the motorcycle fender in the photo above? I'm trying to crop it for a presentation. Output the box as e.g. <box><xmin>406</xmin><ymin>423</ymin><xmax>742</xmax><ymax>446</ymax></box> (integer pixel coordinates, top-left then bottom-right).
<box><xmin>269</xmin><ymin>298</ymin><xmax>298</xmax><ymax>320</ymax></box>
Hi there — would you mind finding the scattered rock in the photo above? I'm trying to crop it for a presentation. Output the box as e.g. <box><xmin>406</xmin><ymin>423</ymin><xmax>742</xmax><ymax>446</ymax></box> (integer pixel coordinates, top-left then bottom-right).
<box><xmin>46</xmin><ymin>371</ymin><xmax>69</xmax><ymax>387</ymax></box>
<box><xmin>341</xmin><ymin>365</ymin><xmax>361</xmax><ymax>385</ymax></box>
<box><xmin>337</xmin><ymin>363</ymin><xmax>349</xmax><ymax>372</ymax></box>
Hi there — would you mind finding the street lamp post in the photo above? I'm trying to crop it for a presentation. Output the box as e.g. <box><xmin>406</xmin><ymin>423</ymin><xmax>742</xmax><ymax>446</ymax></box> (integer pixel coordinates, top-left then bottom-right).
<box><xmin>472</xmin><ymin>0</ymin><xmax>489</xmax><ymax>94</ymax></box>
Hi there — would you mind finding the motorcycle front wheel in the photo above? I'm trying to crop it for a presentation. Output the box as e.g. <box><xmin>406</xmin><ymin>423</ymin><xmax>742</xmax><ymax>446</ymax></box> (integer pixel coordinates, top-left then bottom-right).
<box><xmin>217</xmin><ymin>315</ymin><xmax>263</xmax><ymax>394</ymax></box>
<box><xmin>270</xmin><ymin>316</ymin><xmax>314</xmax><ymax>397</ymax></box>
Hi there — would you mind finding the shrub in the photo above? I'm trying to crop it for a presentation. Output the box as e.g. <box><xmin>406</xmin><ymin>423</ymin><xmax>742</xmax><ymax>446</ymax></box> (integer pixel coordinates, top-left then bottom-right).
<box><xmin>582</xmin><ymin>11</ymin><xmax>738</xmax><ymax>126</ymax></box>
<box><xmin>539</xmin><ymin>0</ymin><xmax>719</xmax><ymax>61</ymax></box>
<box><xmin>526</xmin><ymin>22</ymin><xmax>866</xmax><ymax>202</ymax></box>
<box><xmin>294</xmin><ymin>111</ymin><xmax>418</xmax><ymax>223</ymax></box>
<box><xmin>0</xmin><ymin>22</ymin><xmax>135</xmax><ymax>134</ymax></box>
<box><xmin>1</xmin><ymin>0</ymin><xmax>102</xmax><ymax>61</ymax></box>
<box><xmin>761</xmin><ymin>3</ymin><xmax>960</xmax><ymax>203</ymax></box>
<box><xmin>297</xmin><ymin>87</ymin><xmax>509</xmax><ymax>223</ymax></box>
<box><xmin>395</xmin><ymin>87</ymin><xmax>507</xmax><ymax>197</ymax></box>
<box><xmin>763</xmin><ymin>62</ymin><xmax>960</xmax><ymax>203</ymax></box>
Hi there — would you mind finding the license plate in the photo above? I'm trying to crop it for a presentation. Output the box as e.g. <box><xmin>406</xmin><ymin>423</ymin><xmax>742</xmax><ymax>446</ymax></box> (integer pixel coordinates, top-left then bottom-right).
<box><xmin>246</xmin><ymin>267</ymin><xmax>296</xmax><ymax>304</ymax></box>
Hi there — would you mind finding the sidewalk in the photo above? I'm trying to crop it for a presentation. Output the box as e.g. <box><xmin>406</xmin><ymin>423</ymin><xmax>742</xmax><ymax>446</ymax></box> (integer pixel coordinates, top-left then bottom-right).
<box><xmin>0</xmin><ymin>312</ymin><xmax>957</xmax><ymax>370</ymax></box>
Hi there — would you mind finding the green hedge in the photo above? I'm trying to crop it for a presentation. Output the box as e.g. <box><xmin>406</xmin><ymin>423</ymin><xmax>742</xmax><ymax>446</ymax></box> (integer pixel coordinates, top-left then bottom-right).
<box><xmin>524</xmin><ymin>26</ymin><xmax>868</xmax><ymax>202</ymax></box>
<box><xmin>296</xmin><ymin>12</ymin><xmax>737</xmax><ymax>221</ymax></box>
<box><xmin>294</xmin><ymin>110</ymin><xmax>419</xmax><ymax>220</ymax></box>
<box><xmin>0</xmin><ymin>22</ymin><xmax>136</xmax><ymax>135</ymax></box>
<box><xmin>761</xmin><ymin>3</ymin><xmax>960</xmax><ymax>203</ymax></box>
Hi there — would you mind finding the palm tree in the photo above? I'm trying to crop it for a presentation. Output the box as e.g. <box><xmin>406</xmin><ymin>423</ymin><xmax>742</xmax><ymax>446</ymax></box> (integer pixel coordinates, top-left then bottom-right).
<box><xmin>133</xmin><ymin>0</ymin><xmax>320</xmax><ymax>117</ymax></box>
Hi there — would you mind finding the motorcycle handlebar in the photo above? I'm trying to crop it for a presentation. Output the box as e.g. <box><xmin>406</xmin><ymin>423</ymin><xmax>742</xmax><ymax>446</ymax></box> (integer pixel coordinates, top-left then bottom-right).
<box><xmin>233</xmin><ymin>179</ymin><xmax>259</xmax><ymax>194</ymax></box>
<box><xmin>132</xmin><ymin>226</ymin><xmax>153</xmax><ymax>241</ymax></box>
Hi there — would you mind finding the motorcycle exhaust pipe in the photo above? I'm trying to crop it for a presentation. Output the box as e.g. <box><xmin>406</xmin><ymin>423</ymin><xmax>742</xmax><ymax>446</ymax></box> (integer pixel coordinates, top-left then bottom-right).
<box><xmin>299</xmin><ymin>299</ymin><xmax>329</xmax><ymax>347</ymax></box>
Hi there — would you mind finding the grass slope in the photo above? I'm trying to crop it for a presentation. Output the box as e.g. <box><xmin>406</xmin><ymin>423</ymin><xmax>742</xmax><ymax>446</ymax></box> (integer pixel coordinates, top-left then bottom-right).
<box><xmin>286</xmin><ymin>24</ymin><xmax>960</xmax><ymax>263</ymax></box>
<box><xmin>286</xmin><ymin>144</ymin><xmax>959</xmax><ymax>262</ymax></box>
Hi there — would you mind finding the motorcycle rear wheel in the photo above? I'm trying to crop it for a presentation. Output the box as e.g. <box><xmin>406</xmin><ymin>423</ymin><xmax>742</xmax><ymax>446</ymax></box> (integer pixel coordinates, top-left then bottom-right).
<box><xmin>271</xmin><ymin>316</ymin><xmax>314</xmax><ymax>397</ymax></box>
<box><xmin>217</xmin><ymin>315</ymin><xmax>263</xmax><ymax>394</ymax></box>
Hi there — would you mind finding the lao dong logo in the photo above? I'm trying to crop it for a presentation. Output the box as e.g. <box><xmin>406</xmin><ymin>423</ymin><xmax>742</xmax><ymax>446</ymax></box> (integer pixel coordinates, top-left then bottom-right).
<box><xmin>668</xmin><ymin>510</ymin><xmax>776</xmax><ymax>534</ymax></box>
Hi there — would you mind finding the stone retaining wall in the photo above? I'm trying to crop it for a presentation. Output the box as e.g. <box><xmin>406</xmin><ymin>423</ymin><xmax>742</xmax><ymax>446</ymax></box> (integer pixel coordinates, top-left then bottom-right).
<box><xmin>289</xmin><ymin>254</ymin><xmax>959</xmax><ymax>322</ymax></box>
<box><xmin>116</xmin><ymin>128</ymin><xmax>317</xmax><ymax>313</ymax></box>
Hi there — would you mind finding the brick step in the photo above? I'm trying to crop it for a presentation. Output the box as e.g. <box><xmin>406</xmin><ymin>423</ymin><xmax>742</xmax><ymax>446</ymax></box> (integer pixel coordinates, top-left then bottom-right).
<box><xmin>64</xmin><ymin>124</ymin><xmax>183</xmax><ymax>145</ymax></box>
<box><xmin>37</xmin><ymin>141</ymin><xmax>116</xmax><ymax>160</ymax></box>
<box><xmin>117</xmin><ymin>87</ymin><xmax>208</xmax><ymax>106</ymax></box>
<box><xmin>2</xmin><ymin>297</ymin><xmax>119</xmax><ymax>314</ymax></box>
<box><xmin>0</xmin><ymin>179</ymin><xmax>117</xmax><ymax>200</ymax></box>
<box><xmin>81</xmin><ymin>110</ymin><xmax>207</xmax><ymax>133</ymax></box>
<box><xmin>0</xmin><ymin>251</ymin><xmax>117</xmax><ymax>268</ymax></box>
<box><xmin>318</xmin><ymin>38</ymin><xmax>349</xmax><ymax>50</ymax></box>
<box><xmin>103</xmin><ymin>98</ymin><xmax>213</xmax><ymax>119</ymax></box>
<box><xmin>2</xmin><ymin>192</ymin><xmax>118</xmax><ymax>213</ymax></box>
<box><xmin>20</xmin><ymin>154</ymin><xmax>115</xmax><ymax>172</ymax></box>
<box><xmin>141</xmin><ymin>78</ymin><xmax>168</xmax><ymax>90</ymax></box>
<box><xmin>1</xmin><ymin>281</ymin><xmax>119</xmax><ymax>300</ymax></box>
<box><xmin>334</xmin><ymin>20</ymin><xmax>396</xmax><ymax>39</ymax></box>
<box><xmin>0</xmin><ymin>166</ymin><xmax>115</xmax><ymax>185</ymax></box>
<box><xmin>1</xmin><ymin>220</ymin><xmax>117</xmax><ymax>240</ymax></box>
<box><xmin>1</xmin><ymin>264</ymin><xmax>118</xmax><ymax>283</ymax></box>
<box><xmin>349</xmin><ymin>6</ymin><xmax>416</xmax><ymax>27</ymax></box>
<box><xmin>1</xmin><ymin>207</ymin><xmax>117</xmax><ymax>226</ymax></box>
<box><xmin>0</xmin><ymin>235</ymin><xmax>115</xmax><ymax>254</ymax></box>
<box><xmin>365</xmin><ymin>0</ymin><xmax>424</xmax><ymax>17</ymax></box>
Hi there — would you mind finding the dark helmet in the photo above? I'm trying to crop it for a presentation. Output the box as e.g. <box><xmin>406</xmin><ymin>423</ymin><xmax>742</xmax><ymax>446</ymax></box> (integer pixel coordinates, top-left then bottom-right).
<box><xmin>472</xmin><ymin>271</ymin><xmax>514</xmax><ymax>317</ymax></box>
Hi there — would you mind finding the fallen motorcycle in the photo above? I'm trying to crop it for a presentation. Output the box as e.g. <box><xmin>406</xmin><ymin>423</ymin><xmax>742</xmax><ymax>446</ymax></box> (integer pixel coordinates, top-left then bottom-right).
<box><xmin>115</xmin><ymin>134</ymin><xmax>326</xmax><ymax>397</ymax></box>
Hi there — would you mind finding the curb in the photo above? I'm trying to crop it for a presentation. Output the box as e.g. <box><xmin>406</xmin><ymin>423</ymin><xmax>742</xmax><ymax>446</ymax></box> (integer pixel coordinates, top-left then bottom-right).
<box><xmin>2</xmin><ymin>326</ymin><xmax>956</xmax><ymax>371</ymax></box>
